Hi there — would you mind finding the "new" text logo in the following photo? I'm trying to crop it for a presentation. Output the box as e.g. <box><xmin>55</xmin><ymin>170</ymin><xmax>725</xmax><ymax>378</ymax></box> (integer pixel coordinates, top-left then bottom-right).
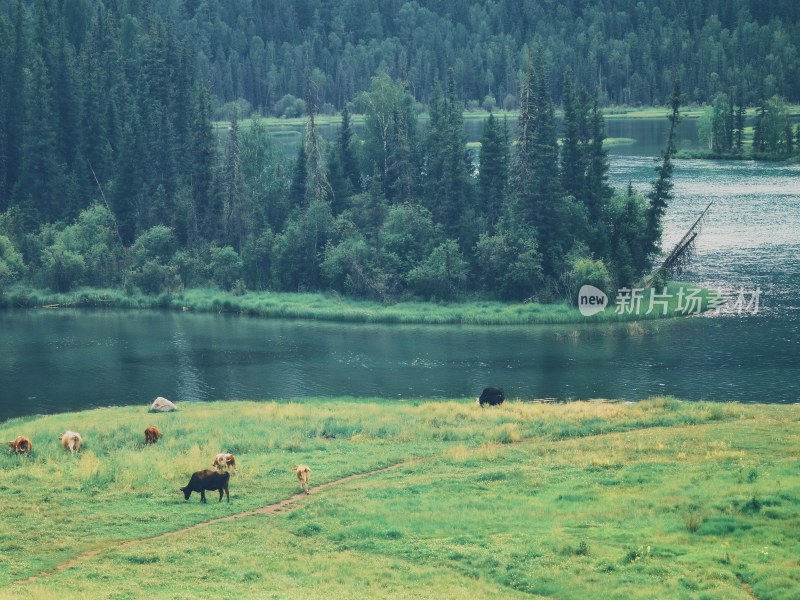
<box><xmin>578</xmin><ymin>285</ymin><xmax>608</xmax><ymax>316</ymax></box>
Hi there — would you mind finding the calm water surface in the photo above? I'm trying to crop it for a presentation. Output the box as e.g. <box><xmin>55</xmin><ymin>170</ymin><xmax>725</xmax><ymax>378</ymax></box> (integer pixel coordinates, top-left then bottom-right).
<box><xmin>1</xmin><ymin>121</ymin><xmax>799</xmax><ymax>421</ymax></box>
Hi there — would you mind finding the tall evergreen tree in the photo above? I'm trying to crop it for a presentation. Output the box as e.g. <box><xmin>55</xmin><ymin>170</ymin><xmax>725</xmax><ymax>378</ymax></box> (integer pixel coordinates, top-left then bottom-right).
<box><xmin>752</xmin><ymin>99</ymin><xmax>767</xmax><ymax>152</ymax></box>
<box><xmin>113</xmin><ymin>118</ymin><xmax>143</xmax><ymax>245</ymax></box>
<box><xmin>385</xmin><ymin>107</ymin><xmax>418</xmax><ymax>203</ymax></box>
<box><xmin>12</xmin><ymin>50</ymin><xmax>68</xmax><ymax>226</ymax></box>
<box><xmin>288</xmin><ymin>143</ymin><xmax>308</xmax><ymax>210</ymax></box>
<box><xmin>328</xmin><ymin>105</ymin><xmax>360</xmax><ymax>214</ymax></box>
<box><xmin>734</xmin><ymin>98</ymin><xmax>746</xmax><ymax>153</ymax></box>
<box><xmin>560</xmin><ymin>72</ymin><xmax>587</xmax><ymax>203</ymax></box>
<box><xmin>478</xmin><ymin>112</ymin><xmax>508</xmax><ymax>234</ymax></box>
<box><xmin>645</xmin><ymin>81</ymin><xmax>681</xmax><ymax>262</ymax></box>
<box><xmin>1</xmin><ymin>1</ymin><xmax>26</xmax><ymax>208</ymax></box>
<box><xmin>337</xmin><ymin>105</ymin><xmax>360</xmax><ymax>192</ymax></box>
<box><xmin>424</xmin><ymin>72</ymin><xmax>475</xmax><ymax>247</ymax></box>
<box><xmin>514</xmin><ymin>51</ymin><xmax>564</xmax><ymax>278</ymax></box>
<box><xmin>190</xmin><ymin>82</ymin><xmax>217</xmax><ymax>245</ymax></box>
<box><xmin>221</xmin><ymin>115</ymin><xmax>246</xmax><ymax>252</ymax></box>
<box><xmin>584</xmin><ymin>101</ymin><xmax>613</xmax><ymax>256</ymax></box>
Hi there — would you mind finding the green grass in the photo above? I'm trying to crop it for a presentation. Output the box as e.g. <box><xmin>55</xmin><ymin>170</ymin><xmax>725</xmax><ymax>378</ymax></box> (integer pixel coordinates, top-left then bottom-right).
<box><xmin>1</xmin><ymin>282</ymin><xmax>721</xmax><ymax>326</ymax></box>
<box><xmin>469</xmin><ymin>137</ymin><xmax>636</xmax><ymax>151</ymax></box>
<box><xmin>602</xmin><ymin>106</ymin><xmax>706</xmax><ymax>119</ymax></box>
<box><xmin>1</xmin><ymin>398</ymin><xmax>798</xmax><ymax>598</ymax></box>
<box><xmin>218</xmin><ymin>104</ymin><xmax>792</xmax><ymax>130</ymax></box>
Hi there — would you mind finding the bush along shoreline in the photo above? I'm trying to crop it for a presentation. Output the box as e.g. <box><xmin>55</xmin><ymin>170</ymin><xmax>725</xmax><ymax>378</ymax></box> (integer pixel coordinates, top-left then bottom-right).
<box><xmin>0</xmin><ymin>281</ymin><xmax>722</xmax><ymax>326</ymax></box>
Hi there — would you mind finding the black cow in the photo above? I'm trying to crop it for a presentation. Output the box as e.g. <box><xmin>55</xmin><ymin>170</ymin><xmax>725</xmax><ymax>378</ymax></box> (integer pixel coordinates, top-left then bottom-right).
<box><xmin>180</xmin><ymin>469</ymin><xmax>230</xmax><ymax>503</ymax></box>
<box><xmin>477</xmin><ymin>387</ymin><xmax>505</xmax><ymax>407</ymax></box>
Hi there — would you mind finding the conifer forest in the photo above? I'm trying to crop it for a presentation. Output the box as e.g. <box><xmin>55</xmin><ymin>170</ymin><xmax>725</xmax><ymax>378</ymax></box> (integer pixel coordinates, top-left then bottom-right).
<box><xmin>1</xmin><ymin>0</ymin><xmax>798</xmax><ymax>301</ymax></box>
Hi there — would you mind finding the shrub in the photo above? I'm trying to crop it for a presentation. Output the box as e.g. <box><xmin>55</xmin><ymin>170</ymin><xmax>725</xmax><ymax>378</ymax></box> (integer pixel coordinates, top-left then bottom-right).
<box><xmin>567</xmin><ymin>257</ymin><xmax>613</xmax><ymax>304</ymax></box>
<box><xmin>407</xmin><ymin>240</ymin><xmax>468</xmax><ymax>300</ymax></box>
<box><xmin>213</xmin><ymin>98</ymin><xmax>253</xmax><ymax>121</ymax></box>
<box><xmin>209</xmin><ymin>246</ymin><xmax>244</xmax><ymax>291</ymax></box>
<box><xmin>0</xmin><ymin>234</ymin><xmax>25</xmax><ymax>295</ymax></box>
<box><xmin>273</xmin><ymin>94</ymin><xmax>306</xmax><ymax>118</ymax></box>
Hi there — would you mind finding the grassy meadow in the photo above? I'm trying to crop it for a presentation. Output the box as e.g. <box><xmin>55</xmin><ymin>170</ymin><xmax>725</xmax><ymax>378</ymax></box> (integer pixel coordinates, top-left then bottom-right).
<box><xmin>1</xmin><ymin>398</ymin><xmax>798</xmax><ymax>599</ymax></box>
<box><xmin>2</xmin><ymin>281</ymin><xmax>720</xmax><ymax>326</ymax></box>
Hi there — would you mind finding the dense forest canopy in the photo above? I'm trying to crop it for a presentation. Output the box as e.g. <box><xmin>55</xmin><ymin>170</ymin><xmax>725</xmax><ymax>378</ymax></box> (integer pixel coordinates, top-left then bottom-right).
<box><xmin>2</xmin><ymin>0</ymin><xmax>799</xmax><ymax>116</ymax></box>
<box><xmin>95</xmin><ymin>0</ymin><xmax>800</xmax><ymax>114</ymax></box>
<box><xmin>0</xmin><ymin>0</ymin><xmax>798</xmax><ymax>304</ymax></box>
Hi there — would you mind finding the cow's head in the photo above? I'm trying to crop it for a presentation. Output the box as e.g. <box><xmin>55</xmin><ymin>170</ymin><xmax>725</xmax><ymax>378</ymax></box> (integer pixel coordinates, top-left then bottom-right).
<box><xmin>180</xmin><ymin>486</ymin><xmax>191</xmax><ymax>500</ymax></box>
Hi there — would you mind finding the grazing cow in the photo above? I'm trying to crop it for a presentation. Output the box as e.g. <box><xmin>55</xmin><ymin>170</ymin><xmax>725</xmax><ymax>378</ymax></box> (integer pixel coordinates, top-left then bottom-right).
<box><xmin>476</xmin><ymin>387</ymin><xmax>505</xmax><ymax>407</ymax></box>
<box><xmin>294</xmin><ymin>464</ymin><xmax>311</xmax><ymax>494</ymax></box>
<box><xmin>7</xmin><ymin>435</ymin><xmax>33</xmax><ymax>455</ymax></box>
<box><xmin>180</xmin><ymin>469</ymin><xmax>230</xmax><ymax>503</ymax></box>
<box><xmin>213</xmin><ymin>453</ymin><xmax>237</xmax><ymax>474</ymax></box>
<box><xmin>60</xmin><ymin>431</ymin><xmax>83</xmax><ymax>453</ymax></box>
<box><xmin>144</xmin><ymin>426</ymin><xmax>161</xmax><ymax>445</ymax></box>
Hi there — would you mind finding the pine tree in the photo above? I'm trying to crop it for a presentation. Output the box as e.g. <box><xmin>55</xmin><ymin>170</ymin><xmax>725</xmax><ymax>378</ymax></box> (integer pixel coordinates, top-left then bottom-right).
<box><xmin>753</xmin><ymin>100</ymin><xmax>767</xmax><ymax>152</ymax></box>
<box><xmin>337</xmin><ymin>105</ymin><xmax>360</xmax><ymax>191</ymax></box>
<box><xmin>646</xmin><ymin>81</ymin><xmax>681</xmax><ymax>263</ymax></box>
<box><xmin>725</xmin><ymin>93</ymin><xmax>735</xmax><ymax>152</ymax></box>
<box><xmin>328</xmin><ymin>105</ymin><xmax>360</xmax><ymax>215</ymax></box>
<box><xmin>222</xmin><ymin>115</ymin><xmax>246</xmax><ymax>252</ymax></box>
<box><xmin>423</xmin><ymin>72</ymin><xmax>475</xmax><ymax>247</ymax></box>
<box><xmin>513</xmin><ymin>51</ymin><xmax>564</xmax><ymax>278</ymax></box>
<box><xmin>584</xmin><ymin>101</ymin><xmax>613</xmax><ymax>256</ymax></box>
<box><xmin>13</xmin><ymin>49</ymin><xmax>68</xmax><ymax>226</ymax></box>
<box><xmin>478</xmin><ymin>112</ymin><xmax>508</xmax><ymax>234</ymax></box>
<box><xmin>190</xmin><ymin>82</ymin><xmax>217</xmax><ymax>245</ymax></box>
<box><xmin>734</xmin><ymin>99</ymin><xmax>746</xmax><ymax>153</ymax></box>
<box><xmin>560</xmin><ymin>71</ymin><xmax>586</xmax><ymax>203</ymax></box>
<box><xmin>385</xmin><ymin>108</ymin><xmax>417</xmax><ymax>203</ymax></box>
<box><xmin>1</xmin><ymin>0</ymin><xmax>26</xmax><ymax>207</ymax></box>
<box><xmin>288</xmin><ymin>143</ymin><xmax>308</xmax><ymax>210</ymax></box>
<box><xmin>113</xmin><ymin>118</ymin><xmax>143</xmax><ymax>245</ymax></box>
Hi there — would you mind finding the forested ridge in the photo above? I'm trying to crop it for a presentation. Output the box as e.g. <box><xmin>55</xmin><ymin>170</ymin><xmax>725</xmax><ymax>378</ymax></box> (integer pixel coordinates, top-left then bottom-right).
<box><xmin>0</xmin><ymin>0</ymin><xmax>797</xmax><ymax>303</ymax></box>
<box><xmin>69</xmin><ymin>0</ymin><xmax>800</xmax><ymax>115</ymax></box>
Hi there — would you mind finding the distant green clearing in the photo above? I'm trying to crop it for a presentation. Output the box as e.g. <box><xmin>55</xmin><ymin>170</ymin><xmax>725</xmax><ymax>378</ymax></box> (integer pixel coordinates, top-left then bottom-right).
<box><xmin>211</xmin><ymin>106</ymin><xmax>743</xmax><ymax>130</ymax></box>
<box><xmin>1</xmin><ymin>398</ymin><xmax>798</xmax><ymax>598</ymax></box>
<box><xmin>469</xmin><ymin>136</ymin><xmax>636</xmax><ymax>151</ymax></box>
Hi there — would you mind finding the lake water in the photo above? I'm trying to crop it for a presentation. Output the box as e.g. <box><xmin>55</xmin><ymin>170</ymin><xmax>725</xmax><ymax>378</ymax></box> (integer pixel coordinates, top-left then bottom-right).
<box><xmin>1</xmin><ymin>119</ymin><xmax>799</xmax><ymax>422</ymax></box>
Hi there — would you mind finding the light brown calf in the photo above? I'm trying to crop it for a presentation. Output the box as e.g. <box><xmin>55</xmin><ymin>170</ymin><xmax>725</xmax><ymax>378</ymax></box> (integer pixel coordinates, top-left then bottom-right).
<box><xmin>213</xmin><ymin>453</ymin><xmax>237</xmax><ymax>474</ymax></box>
<box><xmin>6</xmin><ymin>435</ymin><xmax>33</xmax><ymax>455</ymax></box>
<box><xmin>294</xmin><ymin>464</ymin><xmax>311</xmax><ymax>494</ymax></box>
<box><xmin>144</xmin><ymin>426</ymin><xmax>161</xmax><ymax>444</ymax></box>
<box><xmin>60</xmin><ymin>431</ymin><xmax>82</xmax><ymax>453</ymax></box>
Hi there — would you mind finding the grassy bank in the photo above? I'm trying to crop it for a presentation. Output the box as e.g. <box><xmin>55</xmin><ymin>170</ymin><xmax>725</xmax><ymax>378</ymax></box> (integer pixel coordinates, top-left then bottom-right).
<box><xmin>678</xmin><ymin>148</ymin><xmax>800</xmax><ymax>163</ymax></box>
<box><xmin>1</xmin><ymin>398</ymin><xmax>798</xmax><ymax>598</ymax></box>
<box><xmin>1</xmin><ymin>282</ymin><xmax>720</xmax><ymax>326</ymax></box>
<box><xmin>211</xmin><ymin>106</ymin><xmax>719</xmax><ymax>131</ymax></box>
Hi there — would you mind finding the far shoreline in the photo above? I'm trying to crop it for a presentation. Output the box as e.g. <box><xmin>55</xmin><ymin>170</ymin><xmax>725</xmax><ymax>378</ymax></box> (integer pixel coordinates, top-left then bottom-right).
<box><xmin>0</xmin><ymin>282</ymin><xmax>720</xmax><ymax>326</ymax></box>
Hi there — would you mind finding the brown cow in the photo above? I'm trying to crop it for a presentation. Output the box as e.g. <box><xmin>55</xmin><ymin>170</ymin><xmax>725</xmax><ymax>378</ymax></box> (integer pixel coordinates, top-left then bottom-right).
<box><xmin>6</xmin><ymin>435</ymin><xmax>33</xmax><ymax>455</ymax></box>
<box><xmin>60</xmin><ymin>431</ymin><xmax>82</xmax><ymax>453</ymax></box>
<box><xmin>294</xmin><ymin>464</ymin><xmax>311</xmax><ymax>494</ymax></box>
<box><xmin>144</xmin><ymin>426</ymin><xmax>161</xmax><ymax>445</ymax></box>
<box><xmin>212</xmin><ymin>453</ymin><xmax>237</xmax><ymax>474</ymax></box>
